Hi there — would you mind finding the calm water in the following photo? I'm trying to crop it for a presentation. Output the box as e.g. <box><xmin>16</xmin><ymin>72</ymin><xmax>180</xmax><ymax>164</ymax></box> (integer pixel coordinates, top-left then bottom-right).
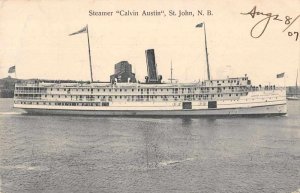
<box><xmin>0</xmin><ymin>98</ymin><xmax>299</xmax><ymax>193</ymax></box>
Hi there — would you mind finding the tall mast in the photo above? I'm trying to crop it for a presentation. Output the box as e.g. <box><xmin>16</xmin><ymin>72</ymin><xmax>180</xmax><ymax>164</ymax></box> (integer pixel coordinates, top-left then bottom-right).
<box><xmin>203</xmin><ymin>23</ymin><xmax>211</xmax><ymax>80</ymax></box>
<box><xmin>69</xmin><ymin>25</ymin><xmax>94</xmax><ymax>82</ymax></box>
<box><xmin>86</xmin><ymin>25</ymin><xmax>94</xmax><ymax>82</ymax></box>
<box><xmin>168</xmin><ymin>60</ymin><xmax>176</xmax><ymax>83</ymax></box>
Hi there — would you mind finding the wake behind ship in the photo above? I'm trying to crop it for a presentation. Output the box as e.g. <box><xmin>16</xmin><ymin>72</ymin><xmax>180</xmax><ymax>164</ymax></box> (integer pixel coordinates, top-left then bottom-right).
<box><xmin>13</xmin><ymin>24</ymin><xmax>287</xmax><ymax>116</ymax></box>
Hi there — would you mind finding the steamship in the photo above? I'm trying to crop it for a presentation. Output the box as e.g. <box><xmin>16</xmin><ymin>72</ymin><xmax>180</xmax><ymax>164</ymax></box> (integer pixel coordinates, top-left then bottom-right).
<box><xmin>13</xmin><ymin>24</ymin><xmax>287</xmax><ymax>116</ymax></box>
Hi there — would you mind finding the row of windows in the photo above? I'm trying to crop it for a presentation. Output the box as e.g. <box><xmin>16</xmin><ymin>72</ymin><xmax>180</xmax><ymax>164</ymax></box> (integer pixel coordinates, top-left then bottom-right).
<box><xmin>19</xmin><ymin>101</ymin><xmax>110</xmax><ymax>106</ymax></box>
<box><xmin>41</xmin><ymin>93</ymin><xmax>242</xmax><ymax>99</ymax></box>
<box><xmin>15</xmin><ymin>88</ymin><xmax>47</xmax><ymax>91</ymax></box>
<box><xmin>16</xmin><ymin>85</ymin><xmax>247</xmax><ymax>94</ymax></box>
<box><xmin>46</xmin><ymin>88</ymin><xmax>246</xmax><ymax>95</ymax></box>
<box><xmin>15</xmin><ymin>93</ymin><xmax>252</xmax><ymax>105</ymax></box>
<box><xmin>50</xmin><ymin>88</ymin><xmax>172</xmax><ymax>92</ymax></box>
<box><xmin>208</xmin><ymin>78</ymin><xmax>247</xmax><ymax>84</ymax></box>
<box><xmin>15</xmin><ymin>93</ymin><xmax>243</xmax><ymax>100</ymax></box>
<box><xmin>48</xmin><ymin>86</ymin><xmax>247</xmax><ymax>92</ymax></box>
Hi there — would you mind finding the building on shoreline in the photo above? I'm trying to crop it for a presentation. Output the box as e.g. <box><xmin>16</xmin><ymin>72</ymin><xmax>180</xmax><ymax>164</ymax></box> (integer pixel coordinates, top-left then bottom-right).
<box><xmin>0</xmin><ymin>77</ymin><xmax>19</xmax><ymax>98</ymax></box>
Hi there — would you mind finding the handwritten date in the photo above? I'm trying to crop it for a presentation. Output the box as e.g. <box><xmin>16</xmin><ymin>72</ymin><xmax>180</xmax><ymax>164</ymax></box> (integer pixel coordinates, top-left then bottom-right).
<box><xmin>241</xmin><ymin>6</ymin><xmax>299</xmax><ymax>41</ymax></box>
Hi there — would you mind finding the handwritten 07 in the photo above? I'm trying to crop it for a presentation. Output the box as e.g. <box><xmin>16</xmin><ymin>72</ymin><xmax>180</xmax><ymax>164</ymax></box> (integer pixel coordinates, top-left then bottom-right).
<box><xmin>241</xmin><ymin>6</ymin><xmax>299</xmax><ymax>39</ymax></box>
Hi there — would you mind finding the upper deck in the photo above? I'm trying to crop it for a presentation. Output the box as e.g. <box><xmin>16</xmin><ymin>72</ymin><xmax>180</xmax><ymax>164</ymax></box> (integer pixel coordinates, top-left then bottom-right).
<box><xmin>15</xmin><ymin>76</ymin><xmax>250</xmax><ymax>89</ymax></box>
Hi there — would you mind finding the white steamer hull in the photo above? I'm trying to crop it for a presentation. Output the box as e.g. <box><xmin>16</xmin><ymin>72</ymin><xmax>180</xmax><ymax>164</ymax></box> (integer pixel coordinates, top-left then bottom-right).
<box><xmin>20</xmin><ymin>103</ymin><xmax>287</xmax><ymax>116</ymax></box>
<box><xmin>14</xmin><ymin>79</ymin><xmax>287</xmax><ymax>117</ymax></box>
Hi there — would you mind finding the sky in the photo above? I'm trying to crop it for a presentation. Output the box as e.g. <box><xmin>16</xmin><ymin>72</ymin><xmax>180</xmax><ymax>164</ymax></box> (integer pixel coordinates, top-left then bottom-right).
<box><xmin>0</xmin><ymin>0</ymin><xmax>299</xmax><ymax>86</ymax></box>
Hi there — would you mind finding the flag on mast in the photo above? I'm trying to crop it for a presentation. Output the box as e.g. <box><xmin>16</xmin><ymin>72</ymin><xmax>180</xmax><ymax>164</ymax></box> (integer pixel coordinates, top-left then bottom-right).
<box><xmin>195</xmin><ymin>23</ymin><xmax>203</xmax><ymax>28</ymax></box>
<box><xmin>276</xmin><ymin>72</ymin><xmax>285</xmax><ymax>78</ymax></box>
<box><xmin>8</xmin><ymin>66</ymin><xmax>16</xmax><ymax>73</ymax></box>
<box><xmin>69</xmin><ymin>26</ymin><xmax>87</xmax><ymax>36</ymax></box>
<box><xmin>68</xmin><ymin>25</ymin><xmax>94</xmax><ymax>82</ymax></box>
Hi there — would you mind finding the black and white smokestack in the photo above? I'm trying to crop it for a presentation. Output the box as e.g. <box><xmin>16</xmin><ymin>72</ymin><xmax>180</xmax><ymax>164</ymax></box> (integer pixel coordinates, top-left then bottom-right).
<box><xmin>145</xmin><ymin>49</ymin><xmax>158</xmax><ymax>83</ymax></box>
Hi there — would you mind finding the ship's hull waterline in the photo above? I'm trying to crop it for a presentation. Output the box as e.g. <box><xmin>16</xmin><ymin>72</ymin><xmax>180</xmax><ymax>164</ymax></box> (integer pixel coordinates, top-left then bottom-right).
<box><xmin>20</xmin><ymin>103</ymin><xmax>287</xmax><ymax>117</ymax></box>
